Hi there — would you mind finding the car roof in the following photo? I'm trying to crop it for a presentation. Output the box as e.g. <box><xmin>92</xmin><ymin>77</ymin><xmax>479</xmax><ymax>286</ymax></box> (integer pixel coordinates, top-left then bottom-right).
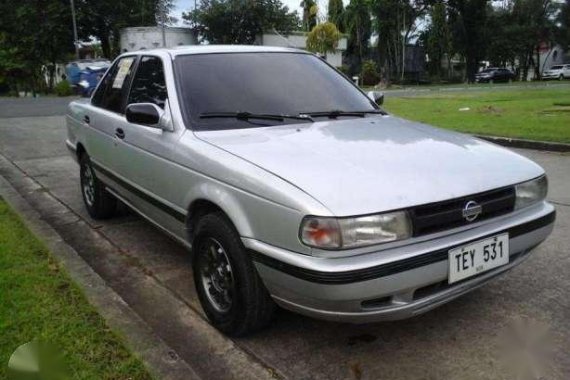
<box><xmin>121</xmin><ymin>45</ymin><xmax>308</xmax><ymax>58</ymax></box>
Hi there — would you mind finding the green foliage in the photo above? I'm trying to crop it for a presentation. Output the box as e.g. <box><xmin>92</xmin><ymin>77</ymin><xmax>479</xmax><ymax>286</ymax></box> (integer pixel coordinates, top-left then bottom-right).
<box><xmin>184</xmin><ymin>0</ymin><xmax>299</xmax><ymax>44</ymax></box>
<box><xmin>0</xmin><ymin>201</ymin><xmax>151</xmax><ymax>379</ymax></box>
<box><xmin>361</xmin><ymin>59</ymin><xmax>380</xmax><ymax>85</ymax></box>
<box><xmin>306</xmin><ymin>22</ymin><xmax>341</xmax><ymax>55</ymax></box>
<box><xmin>78</xmin><ymin>0</ymin><xmax>175</xmax><ymax>58</ymax></box>
<box><xmin>343</xmin><ymin>0</ymin><xmax>371</xmax><ymax>68</ymax></box>
<box><xmin>54</xmin><ymin>80</ymin><xmax>74</xmax><ymax>97</ymax></box>
<box><xmin>558</xmin><ymin>0</ymin><xmax>570</xmax><ymax>47</ymax></box>
<box><xmin>328</xmin><ymin>0</ymin><xmax>345</xmax><ymax>31</ymax></box>
<box><xmin>425</xmin><ymin>1</ymin><xmax>451</xmax><ymax>78</ymax></box>
<box><xmin>447</xmin><ymin>0</ymin><xmax>490</xmax><ymax>82</ymax></box>
<box><xmin>301</xmin><ymin>0</ymin><xmax>318</xmax><ymax>31</ymax></box>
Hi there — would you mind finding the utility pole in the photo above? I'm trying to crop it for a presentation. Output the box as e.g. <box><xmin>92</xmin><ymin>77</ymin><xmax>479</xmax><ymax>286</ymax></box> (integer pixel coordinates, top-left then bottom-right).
<box><xmin>70</xmin><ymin>0</ymin><xmax>80</xmax><ymax>59</ymax></box>
<box><xmin>160</xmin><ymin>1</ymin><xmax>167</xmax><ymax>47</ymax></box>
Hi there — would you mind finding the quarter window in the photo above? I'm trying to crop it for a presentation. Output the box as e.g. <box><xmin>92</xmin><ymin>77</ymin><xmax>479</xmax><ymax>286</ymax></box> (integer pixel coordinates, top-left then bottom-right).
<box><xmin>128</xmin><ymin>56</ymin><xmax>167</xmax><ymax>109</ymax></box>
<box><xmin>92</xmin><ymin>56</ymin><xmax>136</xmax><ymax>113</ymax></box>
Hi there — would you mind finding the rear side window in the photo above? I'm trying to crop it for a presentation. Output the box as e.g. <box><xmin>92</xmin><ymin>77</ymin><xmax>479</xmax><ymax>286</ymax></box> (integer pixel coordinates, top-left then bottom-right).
<box><xmin>92</xmin><ymin>56</ymin><xmax>136</xmax><ymax>113</ymax></box>
<box><xmin>128</xmin><ymin>56</ymin><xmax>167</xmax><ymax>109</ymax></box>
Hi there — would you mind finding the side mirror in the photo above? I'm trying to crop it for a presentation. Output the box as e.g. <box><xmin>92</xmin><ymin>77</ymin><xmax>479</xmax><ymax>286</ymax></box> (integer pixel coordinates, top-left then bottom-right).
<box><xmin>125</xmin><ymin>103</ymin><xmax>164</xmax><ymax>127</ymax></box>
<box><xmin>367</xmin><ymin>91</ymin><xmax>384</xmax><ymax>105</ymax></box>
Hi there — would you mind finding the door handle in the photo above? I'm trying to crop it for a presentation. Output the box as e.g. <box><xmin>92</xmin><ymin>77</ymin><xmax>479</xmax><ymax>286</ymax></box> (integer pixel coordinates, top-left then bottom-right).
<box><xmin>115</xmin><ymin>128</ymin><xmax>125</xmax><ymax>139</ymax></box>
<box><xmin>83</xmin><ymin>115</ymin><xmax>90</xmax><ymax>124</ymax></box>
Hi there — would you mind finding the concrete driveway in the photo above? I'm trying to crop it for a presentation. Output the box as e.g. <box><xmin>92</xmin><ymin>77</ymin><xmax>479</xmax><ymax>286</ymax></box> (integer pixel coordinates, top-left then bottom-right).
<box><xmin>1</xmin><ymin>97</ymin><xmax>569</xmax><ymax>379</ymax></box>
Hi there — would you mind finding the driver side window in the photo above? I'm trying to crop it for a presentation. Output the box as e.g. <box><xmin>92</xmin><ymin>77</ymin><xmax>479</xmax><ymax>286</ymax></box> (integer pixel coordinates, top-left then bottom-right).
<box><xmin>127</xmin><ymin>56</ymin><xmax>168</xmax><ymax>109</ymax></box>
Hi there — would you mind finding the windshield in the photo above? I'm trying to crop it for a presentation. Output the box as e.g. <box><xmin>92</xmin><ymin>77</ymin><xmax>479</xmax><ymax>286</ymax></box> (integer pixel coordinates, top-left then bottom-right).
<box><xmin>550</xmin><ymin>65</ymin><xmax>563</xmax><ymax>70</ymax></box>
<box><xmin>174</xmin><ymin>52</ymin><xmax>377</xmax><ymax>130</ymax></box>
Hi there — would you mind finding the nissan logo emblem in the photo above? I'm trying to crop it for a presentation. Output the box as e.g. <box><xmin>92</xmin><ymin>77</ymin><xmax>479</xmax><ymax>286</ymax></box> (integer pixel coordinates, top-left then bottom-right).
<box><xmin>462</xmin><ymin>200</ymin><xmax>482</xmax><ymax>222</ymax></box>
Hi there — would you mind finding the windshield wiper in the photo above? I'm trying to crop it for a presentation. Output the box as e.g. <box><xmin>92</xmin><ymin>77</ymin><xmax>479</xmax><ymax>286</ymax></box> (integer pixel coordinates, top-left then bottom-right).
<box><xmin>199</xmin><ymin>111</ymin><xmax>313</xmax><ymax>122</ymax></box>
<box><xmin>303</xmin><ymin>109</ymin><xmax>386</xmax><ymax>119</ymax></box>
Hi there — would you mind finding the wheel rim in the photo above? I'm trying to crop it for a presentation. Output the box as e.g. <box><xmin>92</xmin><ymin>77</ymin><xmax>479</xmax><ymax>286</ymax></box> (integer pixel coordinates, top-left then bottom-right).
<box><xmin>82</xmin><ymin>163</ymin><xmax>95</xmax><ymax>207</ymax></box>
<box><xmin>198</xmin><ymin>238</ymin><xmax>234</xmax><ymax>313</ymax></box>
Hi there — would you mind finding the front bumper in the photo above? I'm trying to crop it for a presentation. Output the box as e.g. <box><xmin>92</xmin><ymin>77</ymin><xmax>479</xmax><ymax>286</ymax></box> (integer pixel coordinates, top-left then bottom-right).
<box><xmin>245</xmin><ymin>201</ymin><xmax>555</xmax><ymax>323</ymax></box>
<box><xmin>542</xmin><ymin>74</ymin><xmax>562</xmax><ymax>79</ymax></box>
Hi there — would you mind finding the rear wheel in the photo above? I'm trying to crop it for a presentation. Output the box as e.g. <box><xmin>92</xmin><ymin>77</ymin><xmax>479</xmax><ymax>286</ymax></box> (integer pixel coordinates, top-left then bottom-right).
<box><xmin>193</xmin><ymin>212</ymin><xmax>275</xmax><ymax>336</ymax></box>
<box><xmin>79</xmin><ymin>154</ymin><xmax>116</xmax><ymax>219</ymax></box>
<box><xmin>559</xmin><ymin>75</ymin><xmax>564</xmax><ymax>81</ymax></box>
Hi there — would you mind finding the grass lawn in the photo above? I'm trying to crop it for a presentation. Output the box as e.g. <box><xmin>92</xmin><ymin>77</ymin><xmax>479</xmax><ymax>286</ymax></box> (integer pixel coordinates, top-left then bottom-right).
<box><xmin>382</xmin><ymin>87</ymin><xmax>570</xmax><ymax>143</ymax></box>
<box><xmin>0</xmin><ymin>199</ymin><xmax>152</xmax><ymax>379</ymax></box>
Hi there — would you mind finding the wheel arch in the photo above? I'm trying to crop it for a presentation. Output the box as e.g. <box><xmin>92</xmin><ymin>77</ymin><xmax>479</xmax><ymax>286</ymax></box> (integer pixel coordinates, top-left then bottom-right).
<box><xmin>185</xmin><ymin>189</ymin><xmax>254</xmax><ymax>245</ymax></box>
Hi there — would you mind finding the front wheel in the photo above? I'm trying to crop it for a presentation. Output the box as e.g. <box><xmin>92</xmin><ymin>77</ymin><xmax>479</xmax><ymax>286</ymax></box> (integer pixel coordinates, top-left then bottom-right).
<box><xmin>193</xmin><ymin>212</ymin><xmax>275</xmax><ymax>336</ymax></box>
<box><xmin>560</xmin><ymin>75</ymin><xmax>564</xmax><ymax>81</ymax></box>
<box><xmin>80</xmin><ymin>154</ymin><xmax>116</xmax><ymax>219</ymax></box>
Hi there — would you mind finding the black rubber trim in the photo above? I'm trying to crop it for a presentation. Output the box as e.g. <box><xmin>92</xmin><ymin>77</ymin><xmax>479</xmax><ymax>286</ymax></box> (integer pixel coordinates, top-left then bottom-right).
<box><xmin>251</xmin><ymin>210</ymin><xmax>556</xmax><ymax>284</ymax></box>
<box><xmin>91</xmin><ymin>161</ymin><xmax>186</xmax><ymax>222</ymax></box>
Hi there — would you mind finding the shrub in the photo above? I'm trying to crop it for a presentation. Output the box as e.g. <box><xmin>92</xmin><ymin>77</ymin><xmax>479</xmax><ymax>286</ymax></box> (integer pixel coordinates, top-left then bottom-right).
<box><xmin>54</xmin><ymin>80</ymin><xmax>74</xmax><ymax>97</ymax></box>
<box><xmin>361</xmin><ymin>60</ymin><xmax>380</xmax><ymax>86</ymax></box>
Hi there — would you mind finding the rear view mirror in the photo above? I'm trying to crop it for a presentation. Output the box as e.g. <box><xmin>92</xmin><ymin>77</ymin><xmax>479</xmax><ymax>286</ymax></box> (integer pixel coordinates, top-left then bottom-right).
<box><xmin>125</xmin><ymin>103</ymin><xmax>164</xmax><ymax>127</ymax></box>
<box><xmin>367</xmin><ymin>91</ymin><xmax>384</xmax><ymax>105</ymax></box>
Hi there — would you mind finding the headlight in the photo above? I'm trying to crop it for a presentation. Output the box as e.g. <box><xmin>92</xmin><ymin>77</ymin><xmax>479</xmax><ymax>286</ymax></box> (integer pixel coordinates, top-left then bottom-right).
<box><xmin>300</xmin><ymin>211</ymin><xmax>412</xmax><ymax>249</ymax></box>
<box><xmin>515</xmin><ymin>176</ymin><xmax>547</xmax><ymax>209</ymax></box>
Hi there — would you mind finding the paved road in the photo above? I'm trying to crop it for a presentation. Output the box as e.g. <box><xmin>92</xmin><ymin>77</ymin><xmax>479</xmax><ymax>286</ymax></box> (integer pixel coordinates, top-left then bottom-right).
<box><xmin>1</xmin><ymin>98</ymin><xmax>569</xmax><ymax>379</ymax></box>
<box><xmin>0</xmin><ymin>96</ymin><xmax>78</xmax><ymax>118</ymax></box>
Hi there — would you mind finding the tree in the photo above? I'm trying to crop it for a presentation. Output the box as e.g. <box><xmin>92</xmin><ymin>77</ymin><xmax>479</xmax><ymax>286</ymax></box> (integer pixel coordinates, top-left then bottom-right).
<box><xmin>558</xmin><ymin>0</ymin><xmax>570</xmax><ymax>48</ymax></box>
<box><xmin>343</xmin><ymin>0</ymin><xmax>372</xmax><ymax>71</ymax></box>
<box><xmin>371</xmin><ymin>0</ymin><xmax>433</xmax><ymax>82</ymax></box>
<box><xmin>328</xmin><ymin>0</ymin><xmax>345</xmax><ymax>31</ymax></box>
<box><xmin>486</xmin><ymin>3</ymin><xmax>520</xmax><ymax>68</ymax></box>
<box><xmin>425</xmin><ymin>0</ymin><xmax>451</xmax><ymax>79</ymax></box>
<box><xmin>448</xmin><ymin>0</ymin><xmax>489</xmax><ymax>82</ymax></box>
<box><xmin>0</xmin><ymin>0</ymin><xmax>75</xmax><ymax>93</ymax></box>
<box><xmin>78</xmin><ymin>0</ymin><xmax>175</xmax><ymax>58</ymax></box>
<box><xmin>301</xmin><ymin>0</ymin><xmax>318</xmax><ymax>31</ymax></box>
<box><xmin>306</xmin><ymin>22</ymin><xmax>341</xmax><ymax>56</ymax></box>
<box><xmin>185</xmin><ymin>0</ymin><xmax>299</xmax><ymax>44</ymax></box>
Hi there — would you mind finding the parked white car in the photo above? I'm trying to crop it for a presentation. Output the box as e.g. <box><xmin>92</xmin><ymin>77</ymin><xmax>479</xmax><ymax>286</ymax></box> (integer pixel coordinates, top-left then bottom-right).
<box><xmin>66</xmin><ymin>46</ymin><xmax>555</xmax><ymax>336</ymax></box>
<box><xmin>542</xmin><ymin>64</ymin><xmax>570</xmax><ymax>80</ymax></box>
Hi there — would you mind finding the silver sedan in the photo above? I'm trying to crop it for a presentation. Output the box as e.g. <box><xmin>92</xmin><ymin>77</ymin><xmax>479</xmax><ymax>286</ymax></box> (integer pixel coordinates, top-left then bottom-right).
<box><xmin>66</xmin><ymin>46</ymin><xmax>555</xmax><ymax>335</ymax></box>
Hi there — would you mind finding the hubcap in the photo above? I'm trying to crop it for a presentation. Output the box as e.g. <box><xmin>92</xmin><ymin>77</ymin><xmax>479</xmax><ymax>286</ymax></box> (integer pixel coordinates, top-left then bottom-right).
<box><xmin>199</xmin><ymin>238</ymin><xmax>234</xmax><ymax>313</ymax></box>
<box><xmin>82</xmin><ymin>164</ymin><xmax>95</xmax><ymax>207</ymax></box>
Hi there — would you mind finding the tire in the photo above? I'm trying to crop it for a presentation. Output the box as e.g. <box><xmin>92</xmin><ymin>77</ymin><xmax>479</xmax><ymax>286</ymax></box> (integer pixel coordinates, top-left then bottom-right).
<box><xmin>79</xmin><ymin>154</ymin><xmax>117</xmax><ymax>219</ymax></box>
<box><xmin>193</xmin><ymin>212</ymin><xmax>275</xmax><ymax>336</ymax></box>
<box><xmin>559</xmin><ymin>75</ymin><xmax>564</xmax><ymax>81</ymax></box>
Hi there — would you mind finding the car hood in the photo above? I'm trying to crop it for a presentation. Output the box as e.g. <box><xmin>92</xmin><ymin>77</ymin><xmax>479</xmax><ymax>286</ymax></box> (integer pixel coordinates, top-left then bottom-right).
<box><xmin>195</xmin><ymin>116</ymin><xmax>544</xmax><ymax>216</ymax></box>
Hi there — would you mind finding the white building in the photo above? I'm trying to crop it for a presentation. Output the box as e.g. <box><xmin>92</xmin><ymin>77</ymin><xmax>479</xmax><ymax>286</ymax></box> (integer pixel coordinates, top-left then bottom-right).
<box><xmin>256</xmin><ymin>31</ymin><xmax>347</xmax><ymax>67</ymax></box>
<box><xmin>120</xmin><ymin>27</ymin><xmax>197</xmax><ymax>52</ymax></box>
<box><xmin>524</xmin><ymin>43</ymin><xmax>569</xmax><ymax>80</ymax></box>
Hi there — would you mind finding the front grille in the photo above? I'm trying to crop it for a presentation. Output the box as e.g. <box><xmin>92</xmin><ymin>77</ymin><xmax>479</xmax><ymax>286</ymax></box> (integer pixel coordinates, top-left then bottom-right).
<box><xmin>410</xmin><ymin>187</ymin><xmax>515</xmax><ymax>237</ymax></box>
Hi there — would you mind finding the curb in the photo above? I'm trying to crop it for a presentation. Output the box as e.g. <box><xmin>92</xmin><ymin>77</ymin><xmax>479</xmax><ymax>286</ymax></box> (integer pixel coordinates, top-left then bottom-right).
<box><xmin>475</xmin><ymin>135</ymin><xmax>570</xmax><ymax>153</ymax></box>
<box><xmin>0</xmin><ymin>170</ymin><xmax>201</xmax><ymax>380</ymax></box>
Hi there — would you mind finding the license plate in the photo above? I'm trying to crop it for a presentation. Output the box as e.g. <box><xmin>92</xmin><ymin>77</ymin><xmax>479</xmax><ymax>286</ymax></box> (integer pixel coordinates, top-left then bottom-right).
<box><xmin>448</xmin><ymin>233</ymin><xmax>509</xmax><ymax>284</ymax></box>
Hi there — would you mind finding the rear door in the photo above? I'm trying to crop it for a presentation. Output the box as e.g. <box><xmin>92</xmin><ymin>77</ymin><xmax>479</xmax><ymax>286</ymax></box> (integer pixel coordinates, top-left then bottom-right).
<box><xmin>85</xmin><ymin>56</ymin><xmax>137</xmax><ymax>174</ymax></box>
